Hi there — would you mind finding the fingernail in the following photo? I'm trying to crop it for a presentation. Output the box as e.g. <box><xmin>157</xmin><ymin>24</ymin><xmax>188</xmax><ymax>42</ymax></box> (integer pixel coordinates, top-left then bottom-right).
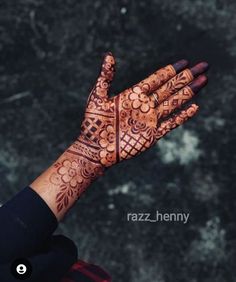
<box><xmin>173</xmin><ymin>59</ymin><xmax>189</xmax><ymax>73</ymax></box>
<box><xmin>189</xmin><ymin>75</ymin><xmax>208</xmax><ymax>93</ymax></box>
<box><xmin>190</xmin><ymin>62</ymin><xmax>209</xmax><ymax>77</ymax></box>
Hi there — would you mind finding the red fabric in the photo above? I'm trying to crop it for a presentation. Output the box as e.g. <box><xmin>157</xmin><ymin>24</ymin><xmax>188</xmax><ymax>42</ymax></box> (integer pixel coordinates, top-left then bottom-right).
<box><xmin>60</xmin><ymin>260</ymin><xmax>111</xmax><ymax>282</ymax></box>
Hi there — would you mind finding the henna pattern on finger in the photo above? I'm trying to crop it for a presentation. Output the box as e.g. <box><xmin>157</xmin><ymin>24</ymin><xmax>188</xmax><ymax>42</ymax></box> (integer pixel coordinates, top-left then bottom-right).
<box><xmin>135</xmin><ymin>64</ymin><xmax>176</xmax><ymax>95</ymax></box>
<box><xmin>157</xmin><ymin>86</ymin><xmax>194</xmax><ymax>118</ymax></box>
<box><xmin>150</xmin><ymin>62</ymin><xmax>208</xmax><ymax>106</ymax></box>
<box><xmin>156</xmin><ymin>104</ymin><xmax>199</xmax><ymax>140</ymax></box>
<box><xmin>156</xmin><ymin>74</ymin><xmax>208</xmax><ymax>119</ymax></box>
<box><xmin>152</xmin><ymin>69</ymin><xmax>193</xmax><ymax>105</ymax></box>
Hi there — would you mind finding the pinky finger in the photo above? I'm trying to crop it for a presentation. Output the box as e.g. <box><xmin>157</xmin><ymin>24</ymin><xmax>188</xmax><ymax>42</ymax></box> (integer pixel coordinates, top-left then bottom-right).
<box><xmin>156</xmin><ymin>104</ymin><xmax>199</xmax><ymax>140</ymax></box>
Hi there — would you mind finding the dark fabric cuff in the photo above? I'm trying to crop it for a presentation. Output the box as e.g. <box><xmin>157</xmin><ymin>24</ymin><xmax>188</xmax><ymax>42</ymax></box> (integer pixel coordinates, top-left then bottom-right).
<box><xmin>0</xmin><ymin>187</ymin><xmax>58</xmax><ymax>262</ymax></box>
<box><xmin>0</xmin><ymin>235</ymin><xmax>78</xmax><ymax>282</ymax></box>
<box><xmin>3</xmin><ymin>186</ymin><xmax>58</xmax><ymax>239</ymax></box>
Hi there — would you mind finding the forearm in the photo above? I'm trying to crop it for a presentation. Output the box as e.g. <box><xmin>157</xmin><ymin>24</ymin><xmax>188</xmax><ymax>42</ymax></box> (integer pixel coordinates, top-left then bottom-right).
<box><xmin>30</xmin><ymin>135</ymin><xmax>104</xmax><ymax>221</ymax></box>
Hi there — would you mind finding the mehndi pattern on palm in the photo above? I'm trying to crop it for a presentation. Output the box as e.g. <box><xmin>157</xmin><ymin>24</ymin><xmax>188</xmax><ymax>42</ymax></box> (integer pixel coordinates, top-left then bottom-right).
<box><xmin>69</xmin><ymin>53</ymin><xmax>208</xmax><ymax>167</ymax></box>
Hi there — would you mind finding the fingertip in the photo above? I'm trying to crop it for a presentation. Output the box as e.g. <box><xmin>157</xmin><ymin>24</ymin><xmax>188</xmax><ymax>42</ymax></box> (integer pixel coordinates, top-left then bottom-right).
<box><xmin>105</xmin><ymin>51</ymin><xmax>115</xmax><ymax>61</ymax></box>
<box><xmin>190</xmin><ymin>103</ymin><xmax>199</xmax><ymax>112</ymax></box>
<box><xmin>184</xmin><ymin>103</ymin><xmax>199</xmax><ymax>118</ymax></box>
<box><xmin>105</xmin><ymin>51</ymin><xmax>113</xmax><ymax>56</ymax></box>
<box><xmin>190</xmin><ymin>61</ymin><xmax>209</xmax><ymax>77</ymax></box>
<box><xmin>101</xmin><ymin>52</ymin><xmax>116</xmax><ymax>82</ymax></box>
<box><xmin>200</xmin><ymin>61</ymin><xmax>209</xmax><ymax>70</ymax></box>
<box><xmin>197</xmin><ymin>74</ymin><xmax>208</xmax><ymax>85</ymax></box>
<box><xmin>103</xmin><ymin>51</ymin><xmax>116</xmax><ymax>65</ymax></box>
<box><xmin>172</xmin><ymin>59</ymin><xmax>189</xmax><ymax>73</ymax></box>
<box><xmin>189</xmin><ymin>74</ymin><xmax>208</xmax><ymax>93</ymax></box>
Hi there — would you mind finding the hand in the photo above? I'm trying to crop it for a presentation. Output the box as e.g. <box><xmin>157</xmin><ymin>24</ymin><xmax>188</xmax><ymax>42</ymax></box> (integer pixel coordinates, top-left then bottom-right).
<box><xmin>31</xmin><ymin>53</ymin><xmax>208</xmax><ymax>219</ymax></box>
<box><xmin>70</xmin><ymin>53</ymin><xmax>208</xmax><ymax>167</ymax></box>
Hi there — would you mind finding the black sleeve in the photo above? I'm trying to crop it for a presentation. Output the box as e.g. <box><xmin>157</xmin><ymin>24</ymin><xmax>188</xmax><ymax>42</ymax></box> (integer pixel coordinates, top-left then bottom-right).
<box><xmin>0</xmin><ymin>186</ymin><xmax>58</xmax><ymax>262</ymax></box>
<box><xmin>0</xmin><ymin>235</ymin><xmax>78</xmax><ymax>282</ymax></box>
<box><xmin>0</xmin><ymin>187</ymin><xmax>78</xmax><ymax>281</ymax></box>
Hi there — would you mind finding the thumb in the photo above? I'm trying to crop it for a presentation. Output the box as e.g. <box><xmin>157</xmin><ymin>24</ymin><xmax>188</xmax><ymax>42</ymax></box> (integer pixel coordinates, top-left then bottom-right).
<box><xmin>90</xmin><ymin>52</ymin><xmax>116</xmax><ymax>101</ymax></box>
<box><xmin>101</xmin><ymin>52</ymin><xmax>116</xmax><ymax>83</ymax></box>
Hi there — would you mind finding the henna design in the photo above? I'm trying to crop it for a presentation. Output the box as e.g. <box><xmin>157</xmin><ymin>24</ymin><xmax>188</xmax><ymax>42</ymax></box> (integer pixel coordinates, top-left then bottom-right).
<box><xmin>49</xmin><ymin>156</ymin><xmax>103</xmax><ymax>212</ymax></box>
<box><xmin>152</xmin><ymin>69</ymin><xmax>193</xmax><ymax>104</ymax></box>
<box><xmin>75</xmin><ymin>60</ymin><xmax>173</xmax><ymax>166</ymax></box>
<box><xmin>154</xmin><ymin>74</ymin><xmax>207</xmax><ymax>120</ymax></box>
<box><xmin>156</xmin><ymin>104</ymin><xmax>199</xmax><ymax>140</ymax></box>
<box><xmin>135</xmin><ymin>64</ymin><xmax>176</xmax><ymax>94</ymax></box>
<box><xmin>33</xmin><ymin>54</ymin><xmax>207</xmax><ymax>216</ymax></box>
<box><xmin>67</xmin><ymin>53</ymin><xmax>208</xmax><ymax>168</ymax></box>
<box><xmin>156</xmin><ymin>86</ymin><xmax>194</xmax><ymax>118</ymax></box>
<box><xmin>151</xmin><ymin>62</ymin><xmax>208</xmax><ymax>105</ymax></box>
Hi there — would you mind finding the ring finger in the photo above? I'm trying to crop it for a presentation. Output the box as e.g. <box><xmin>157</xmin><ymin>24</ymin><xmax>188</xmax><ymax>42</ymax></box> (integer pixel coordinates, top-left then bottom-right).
<box><xmin>151</xmin><ymin>62</ymin><xmax>209</xmax><ymax>105</ymax></box>
<box><xmin>156</xmin><ymin>74</ymin><xmax>208</xmax><ymax>119</ymax></box>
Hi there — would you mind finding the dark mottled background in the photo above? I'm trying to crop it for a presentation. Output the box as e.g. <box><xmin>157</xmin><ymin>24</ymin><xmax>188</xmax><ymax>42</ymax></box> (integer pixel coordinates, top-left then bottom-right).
<box><xmin>0</xmin><ymin>0</ymin><xmax>235</xmax><ymax>281</ymax></box>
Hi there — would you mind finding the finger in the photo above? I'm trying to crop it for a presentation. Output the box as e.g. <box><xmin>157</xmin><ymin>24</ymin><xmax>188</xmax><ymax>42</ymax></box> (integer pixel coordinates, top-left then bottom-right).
<box><xmin>156</xmin><ymin>104</ymin><xmax>199</xmax><ymax>140</ymax></box>
<box><xmin>89</xmin><ymin>52</ymin><xmax>115</xmax><ymax>100</ymax></box>
<box><xmin>156</xmin><ymin>75</ymin><xmax>207</xmax><ymax>119</ymax></box>
<box><xmin>100</xmin><ymin>52</ymin><xmax>116</xmax><ymax>82</ymax></box>
<box><xmin>132</xmin><ymin>59</ymin><xmax>188</xmax><ymax>95</ymax></box>
<box><xmin>151</xmin><ymin>61</ymin><xmax>209</xmax><ymax>104</ymax></box>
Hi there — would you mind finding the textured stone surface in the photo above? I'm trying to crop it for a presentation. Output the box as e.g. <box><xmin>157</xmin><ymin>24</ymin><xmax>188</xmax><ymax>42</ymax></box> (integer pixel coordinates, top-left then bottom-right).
<box><xmin>0</xmin><ymin>1</ymin><xmax>235</xmax><ymax>281</ymax></box>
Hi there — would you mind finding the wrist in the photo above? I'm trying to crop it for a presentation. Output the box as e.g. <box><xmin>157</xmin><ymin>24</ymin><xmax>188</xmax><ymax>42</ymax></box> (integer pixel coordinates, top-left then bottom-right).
<box><xmin>30</xmin><ymin>137</ymin><xmax>105</xmax><ymax>220</ymax></box>
<box><xmin>60</xmin><ymin>149</ymin><xmax>105</xmax><ymax>184</ymax></box>
<box><xmin>64</xmin><ymin>135</ymin><xmax>105</xmax><ymax>180</ymax></box>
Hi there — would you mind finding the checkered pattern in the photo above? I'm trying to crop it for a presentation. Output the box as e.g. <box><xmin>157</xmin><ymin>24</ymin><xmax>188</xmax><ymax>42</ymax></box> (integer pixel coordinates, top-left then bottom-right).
<box><xmin>120</xmin><ymin>132</ymin><xmax>150</xmax><ymax>159</ymax></box>
<box><xmin>81</xmin><ymin>118</ymin><xmax>103</xmax><ymax>142</ymax></box>
<box><xmin>60</xmin><ymin>260</ymin><xmax>111</xmax><ymax>282</ymax></box>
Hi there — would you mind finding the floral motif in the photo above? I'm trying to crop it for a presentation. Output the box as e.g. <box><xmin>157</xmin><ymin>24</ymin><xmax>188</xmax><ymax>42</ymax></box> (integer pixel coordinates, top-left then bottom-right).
<box><xmin>99</xmin><ymin>150</ymin><xmax>115</xmax><ymax>166</ymax></box>
<box><xmin>128</xmin><ymin>118</ymin><xmax>147</xmax><ymax>134</ymax></box>
<box><xmin>129</xmin><ymin>90</ymin><xmax>155</xmax><ymax>113</ymax></box>
<box><xmin>99</xmin><ymin>124</ymin><xmax>115</xmax><ymax>152</ymax></box>
<box><xmin>58</xmin><ymin>160</ymin><xmax>83</xmax><ymax>187</ymax></box>
<box><xmin>100</xmin><ymin>99</ymin><xmax>114</xmax><ymax>111</ymax></box>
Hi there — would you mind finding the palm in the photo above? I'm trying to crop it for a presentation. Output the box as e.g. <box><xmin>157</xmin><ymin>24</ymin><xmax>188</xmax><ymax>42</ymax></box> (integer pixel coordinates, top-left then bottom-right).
<box><xmin>79</xmin><ymin>53</ymin><xmax>208</xmax><ymax>167</ymax></box>
<box><xmin>112</xmin><ymin>89</ymin><xmax>158</xmax><ymax>160</ymax></box>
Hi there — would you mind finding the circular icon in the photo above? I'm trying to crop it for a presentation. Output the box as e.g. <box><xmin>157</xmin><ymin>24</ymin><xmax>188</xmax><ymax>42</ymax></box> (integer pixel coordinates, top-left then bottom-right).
<box><xmin>16</xmin><ymin>264</ymin><xmax>27</xmax><ymax>275</ymax></box>
<box><xmin>11</xmin><ymin>258</ymin><xmax>32</xmax><ymax>280</ymax></box>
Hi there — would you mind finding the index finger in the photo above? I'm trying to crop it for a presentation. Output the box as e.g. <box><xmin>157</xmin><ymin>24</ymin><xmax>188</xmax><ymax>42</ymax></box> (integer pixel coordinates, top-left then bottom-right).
<box><xmin>132</xmin><ymin>59</ymin><xmax>188</xmax><ymax>95</ymax></box>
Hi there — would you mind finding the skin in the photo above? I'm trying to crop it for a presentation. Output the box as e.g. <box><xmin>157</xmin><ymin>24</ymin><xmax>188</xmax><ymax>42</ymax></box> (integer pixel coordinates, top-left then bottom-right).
<box><xmin>31</xmin><ymin>53</ymin><xmax>208</xmax><ymax>220</ymax></box>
